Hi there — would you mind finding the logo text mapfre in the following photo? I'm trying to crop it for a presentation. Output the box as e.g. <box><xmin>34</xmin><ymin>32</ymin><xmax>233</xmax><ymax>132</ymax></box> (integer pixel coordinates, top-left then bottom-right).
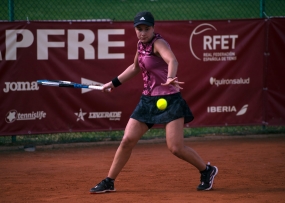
<box><xmin>3</xmin><ymin>81</ymin><xmax>39</xmax><ymax>93</ymax></box>
<box><xmin>1</xmin><ymin>29</ymin><xmax>125</xmax><ymax>60</ymax></box>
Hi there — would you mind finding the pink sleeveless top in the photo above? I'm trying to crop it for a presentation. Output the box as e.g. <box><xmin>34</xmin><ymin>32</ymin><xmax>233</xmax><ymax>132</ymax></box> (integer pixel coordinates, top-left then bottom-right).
<box><xmin>137</xmin><ymin>33</ymin><xmax>179</xmax><ymax>96</ymax></box>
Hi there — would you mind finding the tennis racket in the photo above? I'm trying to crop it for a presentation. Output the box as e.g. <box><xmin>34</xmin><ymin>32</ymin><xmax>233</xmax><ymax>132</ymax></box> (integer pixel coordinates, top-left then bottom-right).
<box><xmin>37</xmin><ymin>79</ymin><xmax>106</xmax><ymax>91</ymax></box>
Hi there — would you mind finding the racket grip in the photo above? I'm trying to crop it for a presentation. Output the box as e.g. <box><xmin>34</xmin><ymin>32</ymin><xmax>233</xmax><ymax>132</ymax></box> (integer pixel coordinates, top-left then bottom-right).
<box><xmin>89</xmin><ymin>85</ymin><xmax>103</xmax><ymax>90</ymax></box>
<box><xmin>89</xmin><ymin>85</ymin><xmax>111</xmax><ymax>92</ymax></box>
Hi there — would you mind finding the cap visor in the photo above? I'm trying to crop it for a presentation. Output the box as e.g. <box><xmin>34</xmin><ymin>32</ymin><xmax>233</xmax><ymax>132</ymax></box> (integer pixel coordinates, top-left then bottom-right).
<box><xmin>134</xmin><ymin>22</ymin><xmax>154</xmax><ymax>27</ymax></box>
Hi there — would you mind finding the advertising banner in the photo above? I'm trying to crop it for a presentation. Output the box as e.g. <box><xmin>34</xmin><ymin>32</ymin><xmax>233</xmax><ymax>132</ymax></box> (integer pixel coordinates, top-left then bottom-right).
<box><xmin>266</xmin><ymin>18</ymin><xmax>285</xmax><ymax>125</ymax></box>
<box><xmin>157</xmin><ymin>19</ymin><xmax>266</xmax><ymax>126</ymax></box>
<box><xmin>0</xmin><ymin>21</ymin><xmax>140</xmax><ymax>135</ymax></box>
<box><xmin>0</xmin><ymin>19</ymin><xmax>283</xmax><ymax>135</ymax></box>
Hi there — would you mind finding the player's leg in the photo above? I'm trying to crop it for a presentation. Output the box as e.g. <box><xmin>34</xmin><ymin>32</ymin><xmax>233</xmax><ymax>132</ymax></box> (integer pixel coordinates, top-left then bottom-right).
<box><xmin>90</xmin><ymin>118</ymin><xmax>149</xmax><ymax>194</ymax></box>
<box><xmin>165</xmin><ymin>117</ymin><xmax>218</xmax><ymax>191</ymax></box>
<box><xmin>165</xmin><ymin>117</ymin><xmax>206</xmax><ymax>170</ymax></box>
<box><xmin>107</xmin><ymin>118</ymin><xmax>149</xmax><ymax>179</ymax></box>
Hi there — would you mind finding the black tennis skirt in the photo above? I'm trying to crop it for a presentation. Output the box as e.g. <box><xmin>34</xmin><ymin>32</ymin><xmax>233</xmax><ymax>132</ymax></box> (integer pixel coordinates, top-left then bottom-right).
<box><xmin>130</xmin><ymin>92</ymin><xmax>194</xmax><ymax>125</ymax></box>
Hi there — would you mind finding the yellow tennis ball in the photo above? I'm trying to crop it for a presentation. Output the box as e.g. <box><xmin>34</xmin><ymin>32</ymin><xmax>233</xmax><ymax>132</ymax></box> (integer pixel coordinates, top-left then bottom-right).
<box><xmin>156</xmin><ymin>98</ymin><xmax>167</xmax><ymax>110</ymax></box>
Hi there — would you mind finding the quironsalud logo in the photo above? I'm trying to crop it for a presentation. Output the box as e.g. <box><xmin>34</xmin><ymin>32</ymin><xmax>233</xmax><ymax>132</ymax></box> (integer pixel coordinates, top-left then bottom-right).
<box><xmin>210</xmin><ymin>77</ymin><xmax>250</xmax><ymax>86</ymax></box>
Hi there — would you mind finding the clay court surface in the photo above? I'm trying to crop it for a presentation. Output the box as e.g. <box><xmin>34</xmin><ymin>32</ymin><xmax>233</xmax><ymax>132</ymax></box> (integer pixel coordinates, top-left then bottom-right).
<box><xmin>0</xmin><ymin>135</ymin><xmax>284</xmax><ymax>203</ymax></box>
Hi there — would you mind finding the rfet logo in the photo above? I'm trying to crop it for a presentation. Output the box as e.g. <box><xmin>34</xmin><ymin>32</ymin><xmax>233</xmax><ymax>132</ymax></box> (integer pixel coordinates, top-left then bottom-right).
<box><xmin>189</xmin><ymin>23</ymin><xmax>238</xmax><ymax>62</ymax></box>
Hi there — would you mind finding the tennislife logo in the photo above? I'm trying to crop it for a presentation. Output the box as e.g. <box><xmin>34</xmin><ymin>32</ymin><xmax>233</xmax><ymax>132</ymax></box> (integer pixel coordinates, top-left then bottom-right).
<box><xmin>189</xmin><ymin>23</ymin><xmax>238</xmax><ymax>62</ymax></box>
<box><xmin>207</xmin><ymin>104</ymin><xmax>249</xmax><ymax>116</ymax></box>
<box><xmin>5</xmin><ymin>109</ymin><xmax>47</xmax><ymax>123</ymax></box>
<box><xmin>74</xmin><ymin>108</ymin><xmax>122</xmax><ymax>121</ymax></box>
<box><xmin>210</xmin><ymin>77</ymin><xmax>250</xmax><ymax>86</ymax></box>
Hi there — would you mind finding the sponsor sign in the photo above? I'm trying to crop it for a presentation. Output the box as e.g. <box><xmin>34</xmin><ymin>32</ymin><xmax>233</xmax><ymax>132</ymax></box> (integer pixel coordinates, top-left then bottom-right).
<box><xmin>190</xmin><ymin>23</ymin><xmax>238</xmax><ymax>62</ymax></box>
<box><xmin>207</xmin><ymin>104</ymin><xmax>248</xmax><ymax>116</ymax></box>
<box><xmin>5</xmin><ymin>110</ymin><xmax>46</xmax><ymax>123</ymax></box>
<box><xmin>209</xmin><ymin>77</ymin><xmax>250</xmax><ymax>87</ymax></box>
<box><xmin>0</xmin><ymin>18</ymin><xmax>284</xmax><ymax>135</ymax></box>
<box><xmin>74</xmin><ymin>108</ymin><xmax>122</xmax><ymax>121</ymax></box>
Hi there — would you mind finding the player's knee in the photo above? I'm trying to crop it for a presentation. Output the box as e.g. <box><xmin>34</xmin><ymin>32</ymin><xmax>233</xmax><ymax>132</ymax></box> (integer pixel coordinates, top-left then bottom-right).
<box><xmin>168</xmin><ymin>145</ymin><xmax>182</xmax><ymax>157</ymax></box>
<box><xmin>120</xmin><ymin>136</ymin><xmax>136</xmax><ymax>149</ymax></box>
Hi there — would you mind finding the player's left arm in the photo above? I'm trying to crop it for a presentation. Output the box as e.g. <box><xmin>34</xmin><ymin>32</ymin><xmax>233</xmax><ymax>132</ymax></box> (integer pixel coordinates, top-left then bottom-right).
<box><xmin>153</xmin><ymin>39</ymin><xmax>184</xmax><ymax>89</ymax></box>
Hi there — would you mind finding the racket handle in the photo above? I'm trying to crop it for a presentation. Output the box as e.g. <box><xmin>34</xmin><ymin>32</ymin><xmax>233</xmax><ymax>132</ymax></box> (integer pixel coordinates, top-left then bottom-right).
<box><xmin>89</xmin><ymin>85</ymin><xmax>103</xmax><ymax>90</ymax></box>
<box><xmin>89</xmin><ymin>85</ymin><xmax>111</xmax><ymax>92</ymax></box>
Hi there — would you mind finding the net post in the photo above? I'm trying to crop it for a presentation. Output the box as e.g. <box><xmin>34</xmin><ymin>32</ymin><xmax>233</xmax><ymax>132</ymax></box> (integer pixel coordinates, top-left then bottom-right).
<box><xmin>9</xmin><ymin>0</ymin><xmax>14</xmax><ymax>21</ymax></box>
<box><xmin>259</xmin><ymin>0</ymin><xmax>265</xmax><ymax>18</ymax></box>
<box><xmin>9</xmin><ymin>0</ymin><xmax>15</xmax><ymax>143</ymax></box>
<box><xmin>12</xmin><ymin>135</ymin><xmax>17</xmax><ymax>143</ymax></box>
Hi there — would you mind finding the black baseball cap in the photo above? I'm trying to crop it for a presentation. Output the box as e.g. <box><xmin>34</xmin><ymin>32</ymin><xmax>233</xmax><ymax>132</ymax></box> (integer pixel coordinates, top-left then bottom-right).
<box><xmin>134</xmin><ymin>11</ymin><xmax>155</xmax><ymax>27</ymax></box>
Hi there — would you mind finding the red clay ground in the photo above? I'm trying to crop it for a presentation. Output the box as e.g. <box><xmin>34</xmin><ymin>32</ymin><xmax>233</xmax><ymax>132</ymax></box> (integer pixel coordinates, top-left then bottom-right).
<box><xmin>0</xmin><ymin>135</ymin><xmax>284</xmax><ymax>203</ymax></box>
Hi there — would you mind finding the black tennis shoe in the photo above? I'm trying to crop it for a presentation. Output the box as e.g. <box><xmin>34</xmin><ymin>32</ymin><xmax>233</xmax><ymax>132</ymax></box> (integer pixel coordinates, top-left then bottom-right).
<box><xmin>90</xmin><ymin>178</ymin><xmax>116</xmax><ymax>194</ymax></box>
<box><xmin>197</xmin><ymin>163</ymin><xmax>218</xmax><ymax>191</ymax></box>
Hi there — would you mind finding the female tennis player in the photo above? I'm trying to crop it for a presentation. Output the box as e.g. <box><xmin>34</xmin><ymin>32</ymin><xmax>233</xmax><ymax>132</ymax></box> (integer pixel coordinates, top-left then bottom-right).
<box><xmin>90</xmin><ymin>11</ymin><xmax>218</xmax><ymax>194</ymax></box>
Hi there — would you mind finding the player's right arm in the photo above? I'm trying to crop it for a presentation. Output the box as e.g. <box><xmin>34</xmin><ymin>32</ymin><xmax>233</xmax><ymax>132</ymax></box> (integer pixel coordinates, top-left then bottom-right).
<box><xmin>117</xmin><ymin>51</ymin><xmax>140</xmax><ymax>83</ymax></box>
<box><xmin>102</xmin><ymin>51</ymin><xmax>141</xmax><ymax>91</ymax></box>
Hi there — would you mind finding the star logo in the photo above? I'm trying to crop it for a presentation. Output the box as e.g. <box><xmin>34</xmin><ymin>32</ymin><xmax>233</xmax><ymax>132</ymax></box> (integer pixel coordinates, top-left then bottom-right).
<box><xmin>74</xmin><ymin>108</ymin><xmax>87</xmax><ymax>121</ymax></box>
<box><xmin>6</xmin><ymin>110</ymin><xmax>17</xmax><ymax>123</ymax></box>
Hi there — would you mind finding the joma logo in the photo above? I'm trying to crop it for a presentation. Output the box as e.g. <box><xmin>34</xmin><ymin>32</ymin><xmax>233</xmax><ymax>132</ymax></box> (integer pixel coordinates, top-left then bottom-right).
<box><xmin>3</xmin><ymin>81</ymin><xmax>39</xmax><ymax>93</ymax></box>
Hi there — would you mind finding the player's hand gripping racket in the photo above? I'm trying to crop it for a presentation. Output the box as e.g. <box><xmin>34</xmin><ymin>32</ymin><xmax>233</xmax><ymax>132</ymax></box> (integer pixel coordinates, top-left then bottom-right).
<box><xmin>37</xmin><ymin>79</ymin><xmax>110</xmax><ymax>91</ymax></box>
